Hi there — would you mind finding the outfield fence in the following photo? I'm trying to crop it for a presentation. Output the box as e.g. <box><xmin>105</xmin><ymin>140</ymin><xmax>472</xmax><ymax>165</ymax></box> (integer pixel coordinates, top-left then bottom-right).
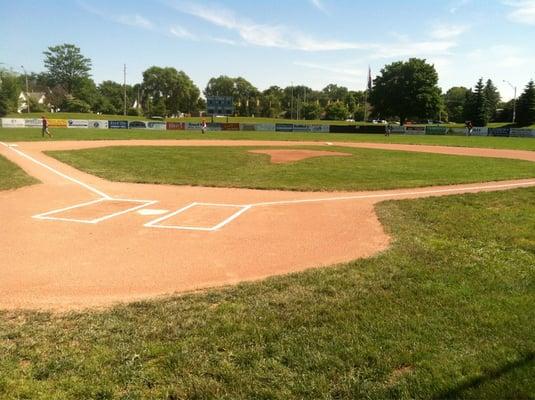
<box><xmin>1</xmin><ymin>118</ymin><xmax>535</xmax><ymax>138</ymax></box>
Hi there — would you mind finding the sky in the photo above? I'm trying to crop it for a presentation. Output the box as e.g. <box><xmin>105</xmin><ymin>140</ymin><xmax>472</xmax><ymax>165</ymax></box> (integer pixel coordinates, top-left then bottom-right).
<box><xmin>1</xmin><ymin>0</ymin><xmax>534</xmax><ymax>100</ymax></box>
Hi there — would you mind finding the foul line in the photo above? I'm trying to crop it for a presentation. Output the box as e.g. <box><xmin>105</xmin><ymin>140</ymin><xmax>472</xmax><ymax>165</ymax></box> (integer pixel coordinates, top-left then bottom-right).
<box><xmin>250</xmin><ymin>180</ymin><xmax>535</xmax><ymax>207</ymax></box>
<box><xmin>0</xmin><ymin>141</ymin><xmax>110</xmax><ymax>198</ymax></box>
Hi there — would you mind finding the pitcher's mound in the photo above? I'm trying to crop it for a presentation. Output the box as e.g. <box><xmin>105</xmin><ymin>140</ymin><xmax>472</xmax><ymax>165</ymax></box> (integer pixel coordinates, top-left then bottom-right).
<box><xmin>249</xmin><ymin>149</ymin><xmax>352</xmax><ymax>164</ymax></box>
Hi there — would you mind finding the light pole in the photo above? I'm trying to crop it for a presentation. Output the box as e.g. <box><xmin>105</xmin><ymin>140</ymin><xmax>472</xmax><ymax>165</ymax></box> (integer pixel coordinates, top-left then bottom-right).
<box><xmin>20</xmin><ymin>65</ymin><xmax>30</xmax><ymax>113</ymax></box>
<box><xmin>503</xmin><ymin>80</ymin><xmax>517</xmax><ymax>124</ymax></box>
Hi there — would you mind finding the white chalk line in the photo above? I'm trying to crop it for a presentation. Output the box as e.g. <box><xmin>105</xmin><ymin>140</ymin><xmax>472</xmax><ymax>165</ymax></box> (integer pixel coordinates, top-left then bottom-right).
<box><xmin>144</xmin><ymin>202</ymin><xmax>252</xmax><ymax>231</ymax></box>
<box><xmin>248</xmin><ymin>180</ymin><xmax>535</xmax><ymax>207</ymax></box>
<box><xmin>0</xmin><ymin>141</ymin><xmax>110</xmax><ymax>198</ymax></box>
<box><xmin>33</xmin><ymin>198</ymin><xmax>157</xmax><ymax>224</ymax></box>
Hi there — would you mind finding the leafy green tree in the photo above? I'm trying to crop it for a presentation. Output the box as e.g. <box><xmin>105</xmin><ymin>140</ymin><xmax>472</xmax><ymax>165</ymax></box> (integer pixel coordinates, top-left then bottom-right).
<box><xmin>369</xmin><ymin>58</ymin><xmax>442</xmax><ymax>124</ymax></box>
<box><xmin>151</xmin><ymin>96</ymin><xmax>167</xmax><ymax>117</ymax></box>
<box><xmin>444</xmin><ymin>86</ymin><xmax>468</xmax><ymax>122</ymax></box>
<box><xmin>483</xmin><ymin>79</ymin><xmax>501</xmax><ymax>122</ymax></box>
<box><xmin>43</xmin><ymin>43</ymin><xmax>92</xmax><ymax>93</ymax></box>
<box><xmin>464</xmin><ymin>78</ymin><xmax>489</xmax><ymax>126</ymax></box>
<box><xmin>0</xmin><ymin>69</ymin><xmax>21</xmax><ymax>113</ymax></box>
<box><xmin>204</xmin><ymin>75</ymin><xmax>236</xmax><ymax>97</ymax></box>
<box><xmin>0</xmin><ymin>91</ymin><xmax>9</xmax><ymax>117</ymax></box>
<box><xmin>93</xmin><ymin>96</ymin><xmax>118</xmax><ymax>115</ymax></box>
<box><xmin>62</xmin><ymin>97</ymin><xmax>91</xmax><ymax>113</ymax></box>
<box><xmin>324</xmin><ymin>101</ymin><xmax>349</xmax><ymax>120</ymax></box>
<box><xmin>301</xmin><ymin>102</ymin><xmax>322</xmax><ymax>120</ymax></box>
<box><xmin>142</xmin><ymin>66</ymin><xmax>201</xmax><ymax>116</ymax></box>
<box><xmin>98</xmin><ymin>80</ymin><xmax>126</xmax><ymax>112</ymax></box>
<box><xmin>516</xmin><ymin>80</ymin><xmax>535</xmax><ymax>126</ymax></box>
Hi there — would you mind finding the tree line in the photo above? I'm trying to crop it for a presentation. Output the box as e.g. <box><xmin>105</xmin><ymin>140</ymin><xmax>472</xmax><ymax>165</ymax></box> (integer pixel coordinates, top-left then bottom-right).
<box><xmin>0</xmin><ymin>44</ymin><xmax>534</xmax><ymax>126</ymax></box>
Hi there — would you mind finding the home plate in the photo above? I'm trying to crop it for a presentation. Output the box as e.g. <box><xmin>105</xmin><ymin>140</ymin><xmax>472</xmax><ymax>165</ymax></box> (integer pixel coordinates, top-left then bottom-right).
<box><xmin>137</xmin><ymin>209</ymin><xmax>168</xmax><ymax>216</ymax></box>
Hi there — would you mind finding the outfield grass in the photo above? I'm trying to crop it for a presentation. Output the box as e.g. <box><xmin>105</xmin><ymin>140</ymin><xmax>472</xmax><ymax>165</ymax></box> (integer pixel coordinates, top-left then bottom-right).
<box><xmin>0</xmin><ymin>154</ymin><xmax>39</xmax><ymax>190</ymax></box>
<box><xmin>2</xmin><ymin>128</ymin><xmax>535</xmax><ymax>151</ymax></box>
<box><xmin>0</xmin><ymin>187</ymin><xmax>533</xmax><ymax>399</ymax></box>
<box><xmin>47</xmin><ymin>146</ymin><xmax>535</xmax><ymax>192</ymax></box>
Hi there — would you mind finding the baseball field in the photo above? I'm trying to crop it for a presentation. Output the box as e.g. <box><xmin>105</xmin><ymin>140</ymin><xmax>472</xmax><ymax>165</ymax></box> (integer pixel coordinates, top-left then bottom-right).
<box><xmin>0</xmin><ymin>129</ymin><xmax>534</xmax><ymax>399</ymax></box>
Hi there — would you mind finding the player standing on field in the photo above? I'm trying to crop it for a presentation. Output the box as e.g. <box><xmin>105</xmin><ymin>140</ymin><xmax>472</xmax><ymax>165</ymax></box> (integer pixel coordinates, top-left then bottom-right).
<box><xmin>201</xmin><ymin>119</ymin><xmax>207</xmax><ymax>134</ymax></box>
<box><xmin>41</xmin><ymin>116</ymin><xmax>52</xmax><ymax>138</ymax></box>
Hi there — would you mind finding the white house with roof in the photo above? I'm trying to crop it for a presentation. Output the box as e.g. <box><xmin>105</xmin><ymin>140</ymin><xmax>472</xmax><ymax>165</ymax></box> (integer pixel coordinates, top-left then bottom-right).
<box><xmin>18</xmin><ymin>91</ymin><xmax>48</xmax><ymax>113</ymax></box>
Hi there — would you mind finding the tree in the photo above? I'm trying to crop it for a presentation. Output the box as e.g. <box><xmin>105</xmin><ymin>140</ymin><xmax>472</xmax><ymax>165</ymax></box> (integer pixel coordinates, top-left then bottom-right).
<box><xmin>444</xmin><ymin>86</ymin><xmax>468</xmax><ymax>122</ymax></box>
<box><xmin>142</xmin><ymin>66</ymin><xmax>201</xmax><ymax>116</ymax></box>
<box><xmin>0</xmin><ymin>69</ymin><xmax>21</xmax><ymax>113</ymax></box>
<box><xmin>483</xmin><ymin>79</ymin><xmax>501</xmax><ymax>122</ymax></box>
<box><xmin>464</xmin><ymin>78</ymin><xmax>489</xmax><ymax>126</ymax></box>
<box><xmin>151</xmin><ymin>96</ymin><xmax>167</xmax><ymax>117</ymax></box>
<box><xmin>0</xmin><ymin>91</ymin><xmax>8</xmax><ymax>117</ymax></box>
<box><xmin>369</xmin><ymin>58</ymin><xmax>442</xmax><ymax>124</ymax></box>
<box><xmin>324</xmin><ymin>102</ymin><xmax>349</xmax><ymax>120</ymax></box>
<box><xmin>516</xmin><ymin>80</ymin><xmax>535</xmax><ymax>126</ymax></box>
<box><xmin>43</xmin><ymin>44</ymin><xmax>92</xmax><ymax>93</ymax></box>
<box><xmin>62</xmin><ymin>97</ymin><xmax>91</xmax><ymax>113</ymax></box>
<box><xmin>301</xmin><ymin>102</ymin><xmax>322</xmax><ymax>120</ymax></box>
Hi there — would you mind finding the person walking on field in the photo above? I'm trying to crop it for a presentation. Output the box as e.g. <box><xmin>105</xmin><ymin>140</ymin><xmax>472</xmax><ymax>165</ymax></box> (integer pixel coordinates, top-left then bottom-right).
<box><xmin>201</xmin><ymin>119</ymin><xmax>207</xmax><ymax>134</ymax></box>
<box><xmin>41</xmin><ymin>116</ymin><xmax>52</xmax><ymax>138</ymax></box>
<box><xmin>465</xmin><ymin>120</ymin><xmax>473</xmax><ymax>136</ymax></box>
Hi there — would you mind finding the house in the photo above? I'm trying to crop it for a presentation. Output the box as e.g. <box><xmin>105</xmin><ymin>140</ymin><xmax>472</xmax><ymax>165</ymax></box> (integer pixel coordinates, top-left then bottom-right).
<box><xmin>18</xmin><ymin>91</ymin><xmax>47</xmax><ymax>113</ymax></box>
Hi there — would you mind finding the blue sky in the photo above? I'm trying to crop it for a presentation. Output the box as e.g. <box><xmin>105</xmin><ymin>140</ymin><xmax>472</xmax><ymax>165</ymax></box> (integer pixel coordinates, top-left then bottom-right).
<box><xmin>1</xmin><ymin>0</ymin><xmax>534</xmax><ymax>99</ymax></box>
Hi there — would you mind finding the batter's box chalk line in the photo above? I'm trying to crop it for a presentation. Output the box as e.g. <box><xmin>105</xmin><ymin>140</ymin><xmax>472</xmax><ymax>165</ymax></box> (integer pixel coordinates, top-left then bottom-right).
<box><xmin>144</xmin><ymin>202</ymin><xmax>252</xmax><ymax>231</ymax></box>
<box><xmin>33</xmin><ymin>198</ymin><xmax>157</xmax><ymax>224</ymax></box>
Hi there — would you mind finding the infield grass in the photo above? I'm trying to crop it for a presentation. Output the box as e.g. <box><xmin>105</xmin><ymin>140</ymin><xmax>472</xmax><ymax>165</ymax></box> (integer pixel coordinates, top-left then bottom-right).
<box><xmin>2</xmin><ymin>127</ymin><xmax>535</xmax><ymax>151</ymax></box>
<box><xmin>0</xmin><ymin>187</ymin><xmax>533</xmax><ymax>399</ymax></box>
<box><xmin>0</xmin><ymin>154</ymin><xmax>39</xmax><ymax>190</ymax></box>
<box><xmin>47</xmin><ymin>146</ymin><xmax>535</xmax><ymax>191</ymax></box>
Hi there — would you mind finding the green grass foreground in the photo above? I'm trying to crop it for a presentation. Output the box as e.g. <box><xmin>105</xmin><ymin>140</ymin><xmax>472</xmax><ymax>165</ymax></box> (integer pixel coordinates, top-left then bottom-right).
<box><xmin>0</xmin><ymin>188</ymin><xmax>534</xmax><ymax>399</ymax></box>
<box><xmin>1</xmin><ymin>128</ymin><xmax>535</xmax><ymax>151</ymax></box>
<box><xmin>0</xmin><ymin>154</ymin><xmax>38</xmax><ymax>190</ymax></box>
<box><xmin>47</xmin><ymin>146</ymin><xmax>535</xmax><ymax>191</ymax></box>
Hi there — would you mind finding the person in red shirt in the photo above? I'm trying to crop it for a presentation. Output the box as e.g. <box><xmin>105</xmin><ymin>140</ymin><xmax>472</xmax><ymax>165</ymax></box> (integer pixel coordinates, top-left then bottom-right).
<box><xmin>41</xmin><ymin>116</ymin><xmax>52</xmax><ymax>138</ymax></box>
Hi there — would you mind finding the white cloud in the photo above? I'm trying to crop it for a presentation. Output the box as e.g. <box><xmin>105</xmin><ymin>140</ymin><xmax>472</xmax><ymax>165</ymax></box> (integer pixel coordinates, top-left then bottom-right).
<box><xmin>449</xmin><ymin>0</ymin><xmax>470</xmax><ymax>14</ymax></box>
<box><xmin>116</xmin><ymin>14</ymin><xmax>154</xmax><ymax>30</ymax></box>
<box><xmin>371</xmin><ymin>40</ymin><xmax>458</xmax><ymax>58</ymax></box>
<box><xmin>310</xmin><ymin>0</ymin><xmax>327</xmax><ymax>13</ymax></box>
<box><xmin>169</xmin><ymin>1</ymin><xmax>370</xmax><ymax>51</ymax></box>
<box><xmin>430</xmin><ymin>25</ymin><xmax>468</xmax><ymax>39</ymax></box>
<box><xmin>78</xmin><ymin>1</ymin><xmax>154</xmax><ymax>30</ymax></box>
<box><xmin>209</xmin><ymin>37</ymin><xmax>240</xmax><ymax>46</ymax></box>
<box><xmin>504</xmin><ymin>0</ymin><xmax>535</xmax><ymax>25</ymax></box>
<box><xmin>169</xmin><ymin>26</ymin><xmax>195</xmax><ymax>39</ymax></box>
<box><xmin>294</xmin><ymin>61</ymin><xmax>365</xmax><ymax>77</ymax></box>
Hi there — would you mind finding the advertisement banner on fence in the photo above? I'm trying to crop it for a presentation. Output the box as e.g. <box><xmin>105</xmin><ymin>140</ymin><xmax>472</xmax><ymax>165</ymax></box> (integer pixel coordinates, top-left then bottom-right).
<box><xmin>292</xmin><ymin>124</ymin><xmax>311</xmax><ymax>132</ymax></box>
<box><xmin>510</xmin><ymin>128</ymin><xmax>535</xmax><ymax>137</ymax></box>
<box><xmin>329</xmin><ymin>125</ymin><xmax>358</xmax><ymax>133</ymax></box>
<box><xmin>355</xmin><ymin>125</ymin><xmax>386</xmax><ymax>134</ymax></box>
<box><xmin>2</xmin><ymin>118</ymin><xmax>27</xmax><ymax>128</ymax></box>
<box><xmin>488</xmin><ymin>127</ymin><xmax>510</xmax><ymax>137</ymax></box>
<box><xmin>276</xmin><ymin>123</ymin><xmax>293</xmax><ymax>132</ymax></box>
<box><xmin>449</xmin><ymin>128</ymin><xmax>467</xmax><ymax>135</ymax></box>
<box><xmin>166</xmin><ymin>122</ymin><xmax>185</xmax><ymax>130</ymax></box>
<box><xmin>48</xmin><ymin>119</ymin><xmax>67</xmax><ymax>128</ymax></box>
<box><xmin>391</xmin><ymin>126</ymin><xmax>406</xmax><ymax>134</ymax></box>
<box><xmin>108</xmin><ymin>120</ymin><xmax>128</xmax><ymax>129</ymax></box>
<box><xmin>255</xmin><ymin>123</ymin><xmax>275</xmax><ymax>131</ymax></box>
<box><xmin>425</xmin><ymin>126</ymin><xmax>448</xmax><ymax>135</ymax></box>
<box><xmin>221</xmin><ymin>123</ymin><xmax>240</xmax><ymax>131</ymax></box>
<box><xmin>67</xmin><ymin>119</ymin><xmax>88</xmax><ymax>128</ymax></box>
<box><xmin>309</xmin><ymin>125</ymin><xmax>330</xmax><ymax>133</ymax></box>
<box><xmin>147</xmin><ymin>121</ymin><xmax>166</xmax><ymax>130</ymax></box>
<box><xmin>129</xmin><ymin>121</ymin><xmax>147</xmax><ymax>129</ymax></box>
<box><xmin>469</xmin><ymin>127</ymin><xmax>488</xmax><ymax>136</ymax></box>
<box><xmin>405</xmin><ymin>126</ymin><xmax>426</xmax><ymax>134</ymax></box>
<box><xmin>24</xmin><ymin>118</ymin><xmax>42</xmax><ymax>127</ymax></box>
<box><xmin>240</xmin><ymin>123</ymin><xmax>256</xmax><ymax>131</ymax></box>
<box><xmin>88</xmin><ymin>120</ymin><xmax>108</xmax><ymax>129</ymax></box>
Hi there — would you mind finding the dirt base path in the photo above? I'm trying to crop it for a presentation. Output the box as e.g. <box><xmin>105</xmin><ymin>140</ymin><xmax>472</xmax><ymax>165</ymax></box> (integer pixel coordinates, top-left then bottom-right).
<box><xmin>1</xmin><ymin>140</ymin><xmax>534</xmax><ymax>311</ymax></box>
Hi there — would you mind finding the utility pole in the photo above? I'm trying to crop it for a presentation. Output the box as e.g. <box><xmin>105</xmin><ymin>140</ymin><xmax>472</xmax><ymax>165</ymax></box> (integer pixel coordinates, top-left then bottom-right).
<box><xmin>21</xmin><ymin>65</ymin><xmax>30</xmax><ymax>113</ymax></box>
<box><xmin>123</xmin><ymin>64</ymin><xmax>127</xmax><ymax>116</ymax></box>
<box><xmin>503</xmin><ymin>80</ymin><xmax>517</xmax><ymax>124</ymax></box>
